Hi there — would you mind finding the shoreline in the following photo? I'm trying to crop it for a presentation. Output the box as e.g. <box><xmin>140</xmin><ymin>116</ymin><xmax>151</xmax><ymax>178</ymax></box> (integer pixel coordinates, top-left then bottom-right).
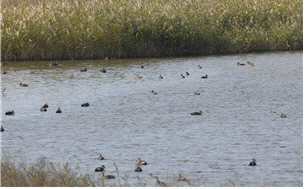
<box><xmin>1</xmin><ymin>49</ymin><xmax>302</xmax><ymax>62</ymax></box>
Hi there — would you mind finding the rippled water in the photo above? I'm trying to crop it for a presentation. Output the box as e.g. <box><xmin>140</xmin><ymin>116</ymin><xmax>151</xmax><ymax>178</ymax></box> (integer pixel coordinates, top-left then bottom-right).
<box><xmin>1</xmin><ymin>51</ymin><xmax>303</xmax><ymax>186</ymax></box>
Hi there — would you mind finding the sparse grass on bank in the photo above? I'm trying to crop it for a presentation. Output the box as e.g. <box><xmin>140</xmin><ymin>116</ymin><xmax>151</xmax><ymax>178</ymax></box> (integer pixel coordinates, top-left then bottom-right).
<box><xmin>1</xmin><ymin>157</ymin><xmax>96</xmax><ymax>187</ymax></box>
<box><xmin>1</xmin><ymin>0</ymin><xmax>302</xmax><ymax>61</ymax></box>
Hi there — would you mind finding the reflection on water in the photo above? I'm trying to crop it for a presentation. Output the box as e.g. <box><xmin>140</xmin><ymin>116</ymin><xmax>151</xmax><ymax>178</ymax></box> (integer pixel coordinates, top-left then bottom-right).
<box><xmin>1</xmin><ymin>51</ymin><xmax>303</xmax><ymax>186</ymax></box>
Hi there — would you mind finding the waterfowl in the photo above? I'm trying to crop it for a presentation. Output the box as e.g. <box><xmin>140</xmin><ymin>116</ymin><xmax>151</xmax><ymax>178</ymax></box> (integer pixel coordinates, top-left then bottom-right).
<box><xmin>280</xmin><ymin>113</ymin><xmax>287</xmax><ymax>118</ymax></box>
<box><xmin>270</xmin><ymin>110</ymin><xmax>276</xmax><ymax>113</ymax></box>
<box><xmin>247</xmin><ymin>61</ymin><xmax>255</xmax><ymax>67</ymax></box>
<box><xmin>177</xmin><ymin>174</ymin><xmax>188</xmax><ymax>181</ymax></box>
<box><xmin>180</xmin><ymin>74</ymin><xmax>185</xmax><ymax>79</ymax></box>
<box><xmin>43</xmin><ymin>103</ymin><xmax>48</xmax><ymax>108</ymax></box>
<box><xmin>134</xmin><ymin>165</ymin><xmax>142</xmax><ymax>172</ymax></box>
<box><xmin>11</xmin><ymin>69</ymin><xmax>16</xmax><ymax>72</ymax></box>
<box><xmin>194</xmin><ymin>92</ymin><xmax>200</xmax><ymax>95</ymax></box>
<box><xmin>2</xmin><ymin>71</ymin><xmax>6</xmax><ymax>74</ymax></box>
<box><xmin>5</xmin><ymin>110</ymin><xmax>15</xmax><ymax>115</ymax></box>
<box><xmin>249</xmin><ymin>159</ymin><xmax>256</xmax><ymax>166</ymax></box>
<box><xmin>104</xmin><ymin>57</ymin><xmax>108</xmax><ymax>60</ymax></box>
<box><xmin>201</xmin><ymin>75</ymin><xmax>208</xmax><ymax>79</ymax></box>
<box><xmin>100</xmin><ymin>68</ymin><xmax>107</xmax><ymax>73</ymax></box>
<box><xmin>1</xmin><ymin>126</ymin><xmax>4</xmax><ymax>132</ymax></box>
<box><xmin>158</xmin><ymin>75</ymin><xmax>163</xmax><ymax>79</ymax></box>
<box><xmin>136</xmin><ymin>158</ymin><xmax>147</xmax><ymax>165</ymax></box>
<box><xmin>1</xmin><ymin>87</ymin><xmax>6</xmax><ymax>92</ymax></box>
<box><xmin>95</xmin><ymin>165</ymin><xmax>106</xmax><ymax>172</ymax></box>
<box><xmin>237</xmin><ymin>62</ymin><xmax>245</xmax><ymax>66</ymax></box>
<box><xmin>19</xmin><ymin>83</ymin><xmax>28</xmax><ymax>87</ymax></box>
<box><xmin>190</xmin><ymin>111</ymin><xmax>202</xmax><ymax>115</ymax></box>
<box><xmin>151</xmin><ymin>90</ymin><xmax>157</xmax><ymax>95</ymax></box>
<box><xmin>100</xmin><ymin>171</ymin><xmax>115</xmax><ymax>179</ymax></box>
<box><xmin>197</xmin><ymin>65</ymin><xmax>202</xmax><ymax>69</ymax></box>
<box><xmin>140</xmin><ymin>65</ymin><xmax>144</xmax><ymax>68</ymax></box>
<box><xmin>186</xmin><ymin>71</ymin><xmax>190</xmax><ymax>76</ymax></box>
<box><xmin>136</xmin><ymin>75</ymin><xmax>142</xmax><ymax>79</ymax></box>
<box><xmin>80</xmin><ymin>68</ymin><xmax>87</xmax><ymax>72</ymax></box>
<box><xmin>49</xmin><ymin>62</ymin><xmax>58</xmax><ymax>66</ymax></box>
<box><xmin>1</xmin><ymin>62</ymin><xmax>8</xmax><ymax>65</ymax></box>
<box><xmin>81</xmin><ymin>102</ymin><xmax>90</xmax><ymax>107</ymax></box>
<box><xmin>40</xmin><ymin>107</ymin><xmax>47</xmax><ymax>112</ymax></box>
<box><xmin>97</xmin><ymin>154</ymin><xmax>104</xmax><ymax>160</ymax></box>
<box><xmin>56</xmin><ymin>108</ymin><xmax>62</xmax><ymax>113</ymax></box>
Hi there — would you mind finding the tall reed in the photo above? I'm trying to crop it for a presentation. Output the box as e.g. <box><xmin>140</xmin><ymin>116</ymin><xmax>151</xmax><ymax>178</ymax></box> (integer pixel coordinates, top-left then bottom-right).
<box><xmin>1</xmin><ymin>0</ymin><xmax>302</xmax><ymax>61</ymax></box>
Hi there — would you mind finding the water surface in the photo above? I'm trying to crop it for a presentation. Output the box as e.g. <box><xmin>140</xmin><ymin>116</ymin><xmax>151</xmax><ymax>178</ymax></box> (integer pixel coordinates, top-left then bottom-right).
<box><xmin>1</xmin><ymin>51</ymin><xmax>303</xmax><ymax>186</ymax></box>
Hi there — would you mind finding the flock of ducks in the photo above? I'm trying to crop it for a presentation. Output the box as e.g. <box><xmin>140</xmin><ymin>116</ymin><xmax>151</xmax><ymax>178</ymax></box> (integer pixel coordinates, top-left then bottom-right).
<box><xmin>93</xmin><ymin>153</ymin><xmax>258</xmax><ymax>182</ymax></box>
<box><xmin>1</xmin><ymin>60</ymin><xmax>287</xmax><ymax>182</ymax></box>
<box><xmin>94</xmin><ymin>156</ymin><xmax>149</xmax><ymax>180</ymax></box>
<box><xmin>137</xmin><ymin>63</ymin><xmax>209</xmax><ymax>116</ymax></box>
<box><xmin>94</xmin><ymin>154</ymin><xmax>191</xmax><ymax>182</ymax></box>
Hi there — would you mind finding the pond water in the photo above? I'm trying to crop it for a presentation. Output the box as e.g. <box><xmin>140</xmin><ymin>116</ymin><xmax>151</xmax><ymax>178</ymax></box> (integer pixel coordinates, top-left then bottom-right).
<box><xmin>1</xmin><ymin>51</ymin><xmax>303</xmax><ymax>186</ymax></box>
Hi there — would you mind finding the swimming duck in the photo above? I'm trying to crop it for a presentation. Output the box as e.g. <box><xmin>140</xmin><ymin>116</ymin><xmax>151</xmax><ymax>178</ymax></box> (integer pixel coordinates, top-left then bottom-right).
<box><xmin>136</xmin><ymin>75</ymin><xmax>142</xmax><ymax>79</ymax></box>
<box><xmin>97</xmin><ymin>154</ymin><xmax>104</xmax><ymax>160</ymax></box>
<box><xmin>19</xmin><ymin>83</ymin><xmax>29</xmax><ymax>87</ymax></box>
<box><xmin>136</xmin><ymin>158</ymin><xmax>147</xmax><ymax>165</ymax></box>
<box><xmin>56</xmin><ymin>108</ymin><xmax>62</xmax><ymax>113</ymax></box>
<box><xmin>81</xmin><ymin>102</ymin><xmax>89</xmax><ymax>107</ymax></box>
<box><xmin>1</xmin><ymin>126</ymin><xmax>4</xmax><ymax>132</ymax></box>
<box><xmin>201</xmin><ymin>75</ymin><xmax>208</xmax><ymax>79</ymax></box>
<box><xmin>186</xmin><ymin>72</ymin><xmax>190</xmax><ymax>76</ymax></box>
<box><xmin>40</xmin><ymin>107</ymin><xmax>47</xmax><ymax>112</ymax></box>
<box><xmin>5</xmin><ymin>110</ymin><xmax>15</xmax><ymax>115</ymax></box>
<box><xmin>43</xmin><ymin>103</ymin><xmax>48</xmax><ymax>108</ymax></box>
<box><xmin>100</xmin><ymin>68</ymin><xmax>107</xmax><ymax>73</ymax></box>
<box><xmin>1</xmin><ymin>62</ymin><xmax>8</xmax><ymax>65</ymax></box>
<box><xmin>2</xmin><ymin>71</ymin><xmax>6</xmax><ymax>74</ymax></box>
<box><xmin>49</xmin><ymin>62</ymin><xmax>58</xmax><ymax>66</ymax></box>
<box><xmin>247</xmin><ymin>61</ymin><xmax>255</xmax><ymax>67</ymax></box>
<box><xmin>249</xmin><ymin>159</ymin><xmax>256</xmax><ymax>166</ymax></box>
<box><xmin>140</xmin><ymin>65</ymin><xmax>144</xmax><ymax>68</ymax></box>
<box><xmin>180</xmin><ymin>74</ymin><xmax>185</xmax><ymax>79</ymax></box>
<box><xmin>80</xmin><ymin>68</ymin><xmax>87</xmax><ymax>72</ymax></box>
<box><xmin>190</xmin><ymin>111</ymin><xmax>202</xmax><ymax>115</ymax></box>
<box><xmin>134</xmin><ymin>165</ymin><xmax>143</xmax><ymax>172</ymax></box>
<box><xmin>177</xmin><ymin>174</ymin><xmax>188</xmax><ymax>181</ymax></box>
<box><xmin>280</xmin><ymin>113</ymin><xmax>287</xmax><ymax>118</ymax></box>
<box><xmin>151</xmin><ymin>90</ymin><xmax>157</xmax><ymax>95</ymax></box>
<box><xmin>158</xmin><ymin>75</ymin><xmax>163</xmax><ymax>79</ymax></box>
<box><xmin>270</xmin><ymin>110</ymin><xmax>276</xmax><ymax>113</ymax></box>
<box><xmin>194</xmin><ymin>92</ymin><xmax>200</xmax><ymax>95</ymax></box>
<box><xmin>11</xmin><ymin>69</ymin><xmax>16</xmax><ymax>72</ymax></box>
<box><xmin>100</xmin><ymin>171</ymin><xmax>115</xmax><ymax>179</ymax></box>
<box><xmin>95</xmin><ymin>165</ymin><xmax>106</xmax><ymax>172</ymax></box>
<box><xmin>237</xmin><ymin>62</ymin><xmax>245</xmax><ymax>66</ymax></box>
<box><xmin>197</xmin><ymin>65</ymin><xmax>202</xmax><ymax>69</ymax></box>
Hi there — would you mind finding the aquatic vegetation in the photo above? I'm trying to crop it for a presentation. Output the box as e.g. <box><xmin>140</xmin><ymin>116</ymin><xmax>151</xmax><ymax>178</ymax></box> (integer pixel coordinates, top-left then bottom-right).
<box><xmin>1</xmin><ymin>0</ymin><xmax>302</xmax><ymax>61</ymax></box>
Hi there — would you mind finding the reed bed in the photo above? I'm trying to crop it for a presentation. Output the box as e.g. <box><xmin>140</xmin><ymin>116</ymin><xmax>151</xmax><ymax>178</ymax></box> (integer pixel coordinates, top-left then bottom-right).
<box><xmin>1</xmin><ymin>0</ymin><xmax>302</xmax><ymax>61</ymax></box>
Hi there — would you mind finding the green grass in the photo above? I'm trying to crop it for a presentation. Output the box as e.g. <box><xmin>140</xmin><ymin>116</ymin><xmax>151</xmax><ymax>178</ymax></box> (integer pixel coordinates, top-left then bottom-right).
<box><xmin>1</xmin><ymin>0</ymin><xmax>302</xmax><ymax>61</ymax></box>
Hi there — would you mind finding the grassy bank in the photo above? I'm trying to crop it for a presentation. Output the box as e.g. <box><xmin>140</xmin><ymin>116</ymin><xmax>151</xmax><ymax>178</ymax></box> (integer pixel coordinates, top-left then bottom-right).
<box><xmin>1</xmin><ymin>0</ymin><xmax>302</xmax><ymax>61</ymax></box>
<box><xmin>1</xmin><ymin>157</ymin><xmax>97</xmax><ymax>187</ymax></box>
